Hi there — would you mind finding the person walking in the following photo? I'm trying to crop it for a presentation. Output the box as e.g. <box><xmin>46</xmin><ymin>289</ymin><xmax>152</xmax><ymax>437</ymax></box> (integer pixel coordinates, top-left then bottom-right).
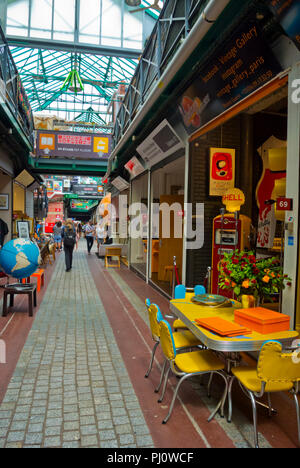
<box><xmin>84</xmin><ymin>219</ymin><xmax>95</xmax><ymax>255</ymax></box>
<box><xmin>53</xmin><ymin>221</ymin><xmax>63</xmax><ymax>251</ymax></box>
<box><xmin>77</xmin><ymin>222</ymin><xmax>82</xmax><ymax>238</ymax></box>
<box><xmin>62</xmin><ymin>219</ymin><xmax>77</xmax><ymax>272</ymax></box>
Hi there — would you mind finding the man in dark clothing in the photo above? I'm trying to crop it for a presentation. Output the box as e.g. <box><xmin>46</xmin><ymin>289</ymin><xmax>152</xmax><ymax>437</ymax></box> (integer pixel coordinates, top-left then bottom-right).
<box><xmin>61</xmin><ymin>220</ymin><xmax>76</xmax><ymax>272</ymax></box>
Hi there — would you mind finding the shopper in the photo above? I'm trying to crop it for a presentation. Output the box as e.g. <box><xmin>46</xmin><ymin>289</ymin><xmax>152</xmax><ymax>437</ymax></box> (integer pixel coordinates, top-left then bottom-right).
<box><xmin>84</xmin><ymin>220</ymin><xmax>95</xmax><ymax>255</ymax></box>
<box><xmin>77</xmin><ymin>222</ymin><xmax>82</xmax><ymax>238</ymax></box>
<box><xmin>62</xmin><ymin>219</ymin><xmax>76</xmax><ymax>272</ymax></box>
<box><xmin>96</xmin><ymin>220</ymin><xmax>106</xmax><ymax>248</ymax></box>
<box><xmin>53</xmin><ymin>221</ymin><xmax>63</xmax><ymax>251</ymax></box>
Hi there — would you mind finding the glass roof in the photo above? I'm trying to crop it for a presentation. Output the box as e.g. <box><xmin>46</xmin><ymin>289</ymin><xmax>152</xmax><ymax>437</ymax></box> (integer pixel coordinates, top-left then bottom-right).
<box><xmin>6</xmin><ymin>0</ymin><xmax>164</xmax><ymax>125</ymax></box>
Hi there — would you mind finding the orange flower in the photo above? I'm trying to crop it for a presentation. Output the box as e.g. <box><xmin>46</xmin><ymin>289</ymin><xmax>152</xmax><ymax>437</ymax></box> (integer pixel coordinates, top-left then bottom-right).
<box><xmin>271</xmin><ymin>273</ymin><xmax>276</xmax><ymax>278</ymax></box>
<box><xmin>231</xmin><ymin>282</ymin><xmax>236</xmax><ymax>287</ymax></box>
<box><xmin>242</xmin><ymin>280</ymin><xmax>250</xmax><ymax>289</ymax></box>
<box><xmin>262</xmin><ymin>275</ymin><xmax>270</xmax><ymax>283</ymax></box>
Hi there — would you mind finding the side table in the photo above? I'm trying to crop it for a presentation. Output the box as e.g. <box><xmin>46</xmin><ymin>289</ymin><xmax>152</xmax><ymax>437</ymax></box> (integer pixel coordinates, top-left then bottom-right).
<box><xmin>2</xmin><ymin>283</ymin><xmax>37</xmax><ymax>317</ymax></box>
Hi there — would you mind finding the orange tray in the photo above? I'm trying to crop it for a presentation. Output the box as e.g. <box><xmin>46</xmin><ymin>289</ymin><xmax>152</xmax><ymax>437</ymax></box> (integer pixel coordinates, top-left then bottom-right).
<box><xmin>234</xmin><ymin>307</ymin><xmax>290</xmax><ymax>335</ymax></box>
<box><xmin>195</xmin><ymin>317</ymin><xmax>252</xmax><ymax>337</ymax></box>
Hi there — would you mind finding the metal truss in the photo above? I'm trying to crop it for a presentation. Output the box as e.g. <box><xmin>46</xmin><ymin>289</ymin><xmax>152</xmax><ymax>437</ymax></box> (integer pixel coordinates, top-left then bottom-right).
<box><xmin>112</xmin><ymin>0</ymin><xmax>207</xmax><ymax>148</ymax></box>
<box><xmin>0</xmin><ymin>25</ymin><xmax>34</xmax><ymax>145</ymax></box>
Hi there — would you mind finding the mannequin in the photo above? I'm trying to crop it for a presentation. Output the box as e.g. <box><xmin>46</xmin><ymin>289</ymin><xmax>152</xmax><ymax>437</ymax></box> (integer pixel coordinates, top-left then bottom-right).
<box><xmin>0</xmin><ymin>218</ymin><xmax>9</xmax><ymax>248</ymax></box>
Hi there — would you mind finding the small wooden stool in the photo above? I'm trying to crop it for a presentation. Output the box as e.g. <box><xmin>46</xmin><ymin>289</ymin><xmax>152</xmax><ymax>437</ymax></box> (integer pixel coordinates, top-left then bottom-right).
<box><xmin>2</xmin><ymin>284</ymin><xmax>37</xmax><ymax>317</ymax></box>
<box><xmin>21</xmin><ymin>269</ymin><xmax>45</xmax><ymax>292</ymax></box>
<box><xmin>30</xmin><ymin>269</ymin><xmax>45</xmax><ymax>292</ymax></box>
<box><xmin>105</xmin><ymin>247</ymin><xmax>122</xmax><ymax>268</ymax></box>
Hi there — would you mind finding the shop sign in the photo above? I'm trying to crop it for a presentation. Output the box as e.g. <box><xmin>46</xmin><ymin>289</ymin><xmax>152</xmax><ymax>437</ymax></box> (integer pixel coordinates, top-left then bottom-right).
<box><xmin>136</xmin><ymin>119</ymin><xmax>184</xmax><ymax>168</ymax></box>
<box><xmin>36</xmin><ymin>130</ymin><xmax>111</xmax><ymax>160</ymax></box>
<box><xmin>209</xmin><ymin>148</ymin><xmax>235</xmax><ymax>196</ymax></box>
<box><xmin>268</xmin><ymin>0</ymin><xmax>300</xmax><ymax>51</ymax></box>
<box><xmin>176</xmin><ymin>15</ymin><xmax>282</xmax><ymax>135</ymax></box>
<box><xmin>222</xmin><ymin>188</ymin><xmax>245</xmax><ymax>212</ymax></box>
<box><xmin>276</xmin><ymin>197</ymin><xmax>293</xmax><ymax>211</ymax></box>
<box><xmin>72</xmin><ymin>184</ymin><xmax>101</xmax><ymax>198</ymax></box>
<box><xmin>125</xmin><ymin>156</ymin><xmax>145</xmax><ymax>179</ymax></box>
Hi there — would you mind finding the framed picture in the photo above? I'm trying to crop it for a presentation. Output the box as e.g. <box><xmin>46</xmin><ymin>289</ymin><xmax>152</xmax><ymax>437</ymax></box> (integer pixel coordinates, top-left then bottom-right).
<box><xmin>17</xmin><ymin>220</ymin><xmax>30</xmax><ymax>239</ymax></box>
<box><xmin>0</xmin><ymin>194</ymin><xmax>9</xmax><ymax>210</ymax></box>
<box><xmin>209</xmin><ymin>148</ymin><xmax>235</xmax><ymax>196</ymax></box>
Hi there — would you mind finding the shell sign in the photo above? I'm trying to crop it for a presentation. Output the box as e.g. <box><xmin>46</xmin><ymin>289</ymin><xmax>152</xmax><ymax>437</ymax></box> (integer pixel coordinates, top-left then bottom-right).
<box><xmin>222</xmin><ymin>188</ymin><xmax>245</xmax><ymax>212</ymax></box>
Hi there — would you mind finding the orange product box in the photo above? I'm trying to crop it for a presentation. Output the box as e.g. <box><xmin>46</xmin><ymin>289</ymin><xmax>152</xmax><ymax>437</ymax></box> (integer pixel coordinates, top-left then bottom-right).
<box><xmin>234</xmin><ymin>307</ymin><xmax>290</xmax><ymax>335</ymax></box>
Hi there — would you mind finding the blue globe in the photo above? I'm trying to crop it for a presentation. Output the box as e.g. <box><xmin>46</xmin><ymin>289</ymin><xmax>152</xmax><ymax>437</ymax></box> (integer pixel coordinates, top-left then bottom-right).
<box><xmin>0</xmin><ymin>239</ymin><xmax>41</xmax><ymax>279</ymax></box>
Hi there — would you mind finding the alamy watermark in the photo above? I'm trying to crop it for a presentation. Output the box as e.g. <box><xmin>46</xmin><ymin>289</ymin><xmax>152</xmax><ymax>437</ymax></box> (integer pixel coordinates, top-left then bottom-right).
<box><xmin>0</xmin><ymin>340</ymin><xmax>6</xmax><ymax>364</ymax></box>
<box><xmin>291</xmin><ymin>79</ymin><xmax>300</xmax><ymax>104</ymax></box>
<box><xmin>99</xmin><ymin>196</ymin><xmax>205</xmax><ymax>250</ymax></box>
<box><xmin>292</xmin><ymin>339</ymin><xmax>300</xmax><ymax>364</ymax></box>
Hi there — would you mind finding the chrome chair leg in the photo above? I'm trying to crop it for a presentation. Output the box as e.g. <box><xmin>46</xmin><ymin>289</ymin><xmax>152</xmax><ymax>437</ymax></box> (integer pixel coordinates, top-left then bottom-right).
<box><xmin>207</xmin><ymin>372</ymin><xmax>229</xmax><ymax>422</ymax></box>
<box><xmin>227</xmin><ymin>376</ymin><xmax>235</xmax><ymax>423</ymax></box>
<box><xmin>145</xmin><ymin>341</ymin><xmax>159</xmax><ymax>378</ymax></box>
<box><xmin>292</xmin><ymin>390</ymin><xmax>300</xmax><ymax>445</ymax></box>
<box><xmin>249</xmin><ymin>390</ymin><xmax>259</xmax><ymax>449</ymax></box>
<box><xmin>207</xmin><ymin>373</ymin><xmax>213</xmax><ymax>398</ymax></box>
<box><xmin>162</xmin><ymin>373</ymin><xmax>193</xmax><ymax>424</ymax></box>
<box><xmin>158</xmin><ymin>364</ymin><xmax>171</xmax><ymax>403</ymax></box>
<box><xmin>155</xmin><ymin>358</ymin><xmax>167</xmax><ymax>393</ymax></box>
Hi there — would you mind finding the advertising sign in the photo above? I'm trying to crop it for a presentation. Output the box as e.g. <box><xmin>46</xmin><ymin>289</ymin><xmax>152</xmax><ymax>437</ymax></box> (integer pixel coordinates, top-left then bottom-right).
<box><xmin>209</xmin><ymin>148</ymin><xmax>235</xmax><ymax>196</ymax></box>
<box><xmin>268</xmin><ymin>0</ymin><xmax>300</xmax><ymax>51</ymax></box>
<box><xmin>36</xmin><ymin>130</ymin><xmax>112</xmax><ymax>160</ymax></box>
<box><xmin>136</xmin><ymin>119</ymin><xmax>184</xmax><ymax>167</ymax></box>
<box><xmin>177</xmin><ymin>16</ymin><xmax>282</xmax><ymax>135</ymax></box>
<box><xmin>70</xmin><ymin>199</ymin><xmax>99</xmax><ymax>212</ymax></box>
<box><xmin>72</xmin><ymin>184</ymin><xmax>101</xmax><ymax>198</ymax></box>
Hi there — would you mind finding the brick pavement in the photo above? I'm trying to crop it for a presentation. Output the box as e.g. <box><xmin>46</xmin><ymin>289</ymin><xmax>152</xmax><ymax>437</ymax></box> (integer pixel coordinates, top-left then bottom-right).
<box><xmin>0</xmin><ymin>247</ymin><xmax>154</xmax><ymax>448</ymax></box>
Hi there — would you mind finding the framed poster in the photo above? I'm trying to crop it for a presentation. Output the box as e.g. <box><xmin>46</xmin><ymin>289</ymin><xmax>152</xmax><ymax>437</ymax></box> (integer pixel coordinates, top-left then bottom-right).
<box><xmin>17</xmin><ymin>220</ymin><xmax>30</xmax><ymax>239</ymax></box>
<box><xmin>0</xmin><ymin>194</ymin><xmax>9</xmax><ymax>210</ymax></box>
<box><xmin>209</xmin><ymin>148</ymin><xmax>235</xmax><ymax>196</ymax></box>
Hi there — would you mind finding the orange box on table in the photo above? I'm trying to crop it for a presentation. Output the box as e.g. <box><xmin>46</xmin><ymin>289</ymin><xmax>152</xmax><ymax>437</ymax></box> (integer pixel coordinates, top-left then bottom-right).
<box><xmin>234</xmin><ymin>307</ymin><xmax>290</xmax><ymax>334</ymax></box>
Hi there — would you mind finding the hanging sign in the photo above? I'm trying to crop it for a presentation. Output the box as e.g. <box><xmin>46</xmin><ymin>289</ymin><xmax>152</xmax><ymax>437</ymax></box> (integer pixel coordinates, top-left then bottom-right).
<box><xmin>176</xmin><ymin>15</ymin><xmax>282</xmax><ymax>135</ymax></box>
<box><xmin>36</xmin><ymin>130</ymin><xmax>111</xmax><ymax>160</ymax></box>
<box><xmin>209</xmin><ymin>148</ymin><xmax>235</xmax><ymax>196</ymax></box>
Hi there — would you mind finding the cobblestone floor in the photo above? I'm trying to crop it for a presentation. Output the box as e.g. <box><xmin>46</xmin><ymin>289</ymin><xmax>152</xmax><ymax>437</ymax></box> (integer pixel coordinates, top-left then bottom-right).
<box><xmin>0</xmin><ymin>247</ymin><xmax>154</xmax><ymax>448</ymax></box>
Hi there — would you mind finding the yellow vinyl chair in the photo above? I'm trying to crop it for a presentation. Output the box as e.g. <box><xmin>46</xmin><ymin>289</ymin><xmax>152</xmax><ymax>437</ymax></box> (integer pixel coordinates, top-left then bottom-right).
<box><xmin>228</xmin><ymin>341</ymin><xmax>300</xmax><ymax>448</ymax></box>
<box><xmin>158</xmin><ymin>319</ymin><xmax>228</xmax><ymax>424</ymax></box>
<box><xmin>144</xmin><ymin>299</ymin><xmax>202</xmax><ymax>394</ymax></box>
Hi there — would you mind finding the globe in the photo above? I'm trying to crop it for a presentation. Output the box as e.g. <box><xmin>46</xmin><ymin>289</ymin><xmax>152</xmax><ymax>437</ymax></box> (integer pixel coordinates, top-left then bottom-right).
<box><xmin>0</xmin><ymin>239</ymin><xmax>41</xmax><ymax>280</ymax></box>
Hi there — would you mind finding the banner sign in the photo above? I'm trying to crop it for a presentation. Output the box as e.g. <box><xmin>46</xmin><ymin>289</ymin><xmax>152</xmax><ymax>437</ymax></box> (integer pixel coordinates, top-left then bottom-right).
<box><xmin>70</xmin><ymin>199</ymin><xmax>99</xmax><ymax>212</ymax></box>
<box><xmin>177</xmin><ymin>16</ymin><xmax>282</xmax><ymax>135</ymax></box>
<box><xmin>209</xmin><ymin>148</ymin><xmax>235</xmax><ymax>196</ymax></box>
<box><xmin>268</xmin><ymin>0</ymin><xmax>300</xmax><ymax>51</ymax></box>
<box><xmin>36</xmin><ymin>130</ymin><xmax>112</xmax><ymax>160</ymax></box>
<box><xmin>72</xmin><ymin>184</ymin><xmax>102</xmax><ymax>198</ymax></box>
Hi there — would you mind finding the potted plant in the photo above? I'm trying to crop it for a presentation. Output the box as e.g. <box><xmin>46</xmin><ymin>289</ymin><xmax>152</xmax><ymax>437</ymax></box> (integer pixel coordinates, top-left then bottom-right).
<box><xmin>218</xmin><ymin>250</ymin><xmax>291</xmax><ymax>307</ymax></box>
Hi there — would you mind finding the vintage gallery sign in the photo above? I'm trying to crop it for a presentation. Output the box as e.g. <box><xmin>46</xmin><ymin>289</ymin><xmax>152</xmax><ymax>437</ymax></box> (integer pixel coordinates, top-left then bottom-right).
<box><xmin>176</xmin><ymin>16</ymin><xmax>282</xmax><ymax>135</ymax></box>
<box><xmin>36</xmin><ymin>130</ymin><xmax>111</xmax><ymax>160</ymax></box>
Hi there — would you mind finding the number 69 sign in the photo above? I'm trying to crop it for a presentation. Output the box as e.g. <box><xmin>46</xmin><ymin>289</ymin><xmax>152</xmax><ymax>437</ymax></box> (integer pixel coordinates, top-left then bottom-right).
<box><xmin>276</xmin><ymin>197</ymin><xmax>293</xmax><ymax>211</ymax></box>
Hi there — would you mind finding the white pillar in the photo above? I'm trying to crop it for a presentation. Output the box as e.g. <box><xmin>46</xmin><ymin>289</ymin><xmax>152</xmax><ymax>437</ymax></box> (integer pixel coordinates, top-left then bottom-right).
<box><xmin>282</xmin><ymin>64</ymin><xmax>300</xmax><ymax>327</ymax></box>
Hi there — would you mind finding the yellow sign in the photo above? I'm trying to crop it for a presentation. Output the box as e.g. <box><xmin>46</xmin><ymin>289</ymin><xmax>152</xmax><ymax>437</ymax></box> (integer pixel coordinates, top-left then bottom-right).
<box><xmin>93</xmin><ymin>137</ymin><xmax>109</xmax><ymax>154</ymax></box>
<box><xmin>222</xmin><ymin>188</ymin><xmax>245</xmax><ymax>212</ymax></box>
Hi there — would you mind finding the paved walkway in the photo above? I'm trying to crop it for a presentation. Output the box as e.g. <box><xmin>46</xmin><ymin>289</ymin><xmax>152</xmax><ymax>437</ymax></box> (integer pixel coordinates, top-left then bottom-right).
<box><xmin>0</xmin><ymin>246</ymin><xmax>153</xmax><ymax>448</ymax></box>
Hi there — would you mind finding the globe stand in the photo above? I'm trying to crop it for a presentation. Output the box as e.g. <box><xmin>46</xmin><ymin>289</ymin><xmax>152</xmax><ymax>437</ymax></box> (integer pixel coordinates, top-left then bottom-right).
<box><xmin>5</xmin><ymin>283</ymin><xmax>35</xmax><ymax>291</ymax></box>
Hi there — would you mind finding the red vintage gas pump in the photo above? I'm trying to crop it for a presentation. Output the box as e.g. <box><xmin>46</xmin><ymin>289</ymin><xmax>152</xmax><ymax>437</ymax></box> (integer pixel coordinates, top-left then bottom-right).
<box><xmin>211</xmin><ymin>189</ymin><xmax>251</xmax><ymax>297</ymax></box>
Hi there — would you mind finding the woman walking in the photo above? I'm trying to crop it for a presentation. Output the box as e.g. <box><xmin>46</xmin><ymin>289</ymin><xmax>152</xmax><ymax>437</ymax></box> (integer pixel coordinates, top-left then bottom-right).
<box><xmin>53</xmin><ymin>221</ymin><xmax>63</xmax><ymax>251</ymax></box>
<box><xmin>62</xmin><ymin>219</ymin><xmax>77</xmax><ymax>272</ymax></box>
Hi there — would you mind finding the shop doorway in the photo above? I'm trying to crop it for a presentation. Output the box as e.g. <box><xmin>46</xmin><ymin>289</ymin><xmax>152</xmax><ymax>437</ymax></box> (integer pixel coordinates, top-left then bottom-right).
<box><xmin>150</xmin><ymin>157</ymin><xmax>185</xmax><ymax>296</ymax></box>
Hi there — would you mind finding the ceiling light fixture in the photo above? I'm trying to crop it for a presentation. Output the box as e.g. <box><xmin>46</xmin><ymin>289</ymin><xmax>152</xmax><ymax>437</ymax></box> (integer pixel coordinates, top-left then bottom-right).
<box><xmin>125</xmin><ymin>0</ymin><xmax>141</xmax><ymax>6</ymax></box>
<box><xmin>61</xmin><ymin>60</ymin><xmax>84</xmax><ymax>94</ymax></box>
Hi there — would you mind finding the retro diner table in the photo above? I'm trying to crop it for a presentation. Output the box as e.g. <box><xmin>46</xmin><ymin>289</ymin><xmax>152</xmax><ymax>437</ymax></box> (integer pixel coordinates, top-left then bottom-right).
<box><xmin>170</xmin><ymin>293</ymin><xmax>299</xmax><ymax>354</ymax></box>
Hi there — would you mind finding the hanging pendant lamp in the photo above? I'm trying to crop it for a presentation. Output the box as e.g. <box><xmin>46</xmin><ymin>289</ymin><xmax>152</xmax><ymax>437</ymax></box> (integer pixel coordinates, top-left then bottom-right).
<box><xmin>61</xmin><ymin>62</ymin><xmax>84</xmax><ymax>94</ymax></box>
<box><xmin>125</xmin><ymin>0</ymin><xmax>141</xmax><ymax>6</ymax></box>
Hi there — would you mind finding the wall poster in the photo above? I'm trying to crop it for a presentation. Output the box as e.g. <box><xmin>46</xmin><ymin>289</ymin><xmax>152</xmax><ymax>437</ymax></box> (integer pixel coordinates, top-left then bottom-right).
<box><xmin>209</xmin><ymin>148</ymin><xmax>235</xmax><ymax>196</ymax></box>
